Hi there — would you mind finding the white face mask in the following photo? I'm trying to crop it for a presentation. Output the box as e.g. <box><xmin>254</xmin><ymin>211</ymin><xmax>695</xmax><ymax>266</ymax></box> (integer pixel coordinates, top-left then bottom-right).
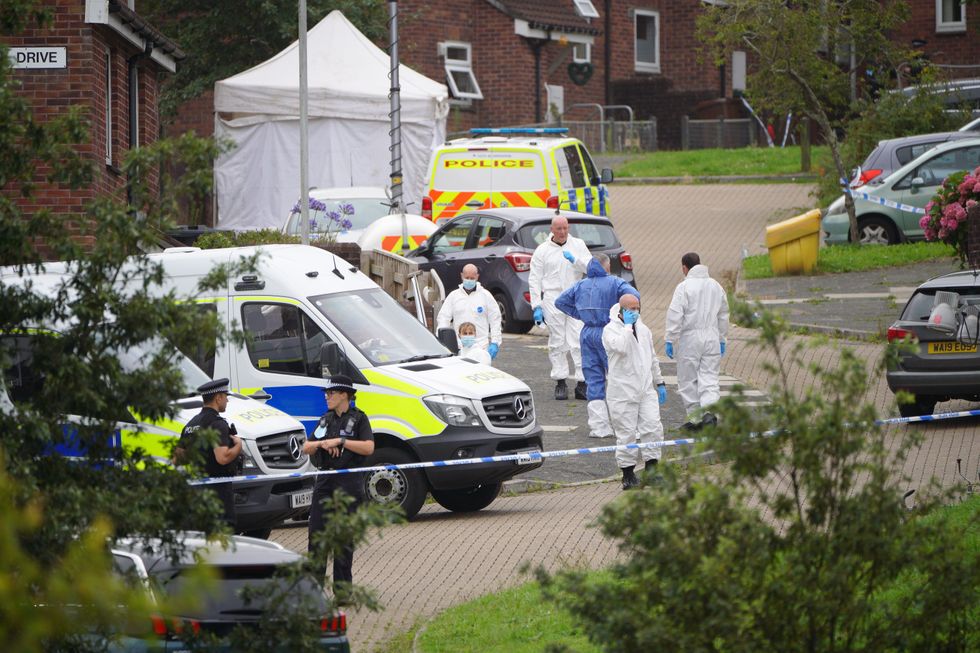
<box><xmin>460</xmin><ymin>335</ymin><xmax>476</xmax><ymax>348</ymax></box>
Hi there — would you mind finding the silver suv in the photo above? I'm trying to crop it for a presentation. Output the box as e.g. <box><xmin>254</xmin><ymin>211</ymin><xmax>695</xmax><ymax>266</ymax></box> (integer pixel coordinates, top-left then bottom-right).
<box><xmin>886</xmin><ymin>270</ymin><xmax>980</xmax><ymax>416</ymax></box>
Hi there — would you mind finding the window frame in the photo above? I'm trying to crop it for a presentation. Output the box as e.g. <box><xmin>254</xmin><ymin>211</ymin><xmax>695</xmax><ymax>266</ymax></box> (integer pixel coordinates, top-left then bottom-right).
<box><xmin>634</xmin><ymin>9</ymin><xmax>661</xmax><ymax>74</ymax></box>
<box><xmin>440</xmin><ymin>41</ymin><xmax>483</xmax><ymax>100</ymax></box>
<box><xmin>572</xmin><ymin>41</ymin><xmax>591</xmax><ymax>64</ymax></box>
<box><xmin>936</xmin><ymin>0</ymin><xmax>966</xmax><ymax>33</ymax></box>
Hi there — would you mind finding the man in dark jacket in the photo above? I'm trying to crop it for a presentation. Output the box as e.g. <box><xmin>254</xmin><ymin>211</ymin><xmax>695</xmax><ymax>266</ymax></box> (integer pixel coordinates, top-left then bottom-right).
<box><xmin>303</xmin><ymin>375</ymin><xmax>375</xmax><ymax>602</ymax></box>
<box><xmin>556</xmin><ymin>254</ymin><xmax>639</xmax><ymax>439</ymax></box>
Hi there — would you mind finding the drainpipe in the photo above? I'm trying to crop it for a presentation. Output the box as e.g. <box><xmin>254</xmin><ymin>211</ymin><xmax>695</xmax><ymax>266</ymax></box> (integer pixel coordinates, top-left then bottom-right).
<box><xmin>604</xmin><ymin>0</ymin><xmax>611</xmax><ymax>106</ymax></box>
<box><xmin>127</xmin><ymin>40</ymin><xmax>153</xmax><ymax>207</ymax></box>
<box><xmin>528</xmin><ymin>38</ymin><xmax>547</xmax><ymax>123</ymax></box>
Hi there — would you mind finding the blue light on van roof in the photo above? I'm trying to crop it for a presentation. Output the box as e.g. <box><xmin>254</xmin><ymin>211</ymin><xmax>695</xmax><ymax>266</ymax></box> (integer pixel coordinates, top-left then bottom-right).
<box><xmin>469</xmin><ymin>128</ymin><xmax>569</xmax><ymax>135</ymax></box>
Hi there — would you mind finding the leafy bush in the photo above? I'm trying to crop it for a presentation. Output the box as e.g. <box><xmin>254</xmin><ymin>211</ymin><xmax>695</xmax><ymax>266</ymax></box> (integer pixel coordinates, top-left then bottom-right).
<box><xmin>195</xmin><ymin>229</ymin><xmax>299</xmax><ymax>249</ymax></box>
<box><xmin>813</xmin><ymin>71</ymin><xmax>973</xmax><ymax>207</ymax></box>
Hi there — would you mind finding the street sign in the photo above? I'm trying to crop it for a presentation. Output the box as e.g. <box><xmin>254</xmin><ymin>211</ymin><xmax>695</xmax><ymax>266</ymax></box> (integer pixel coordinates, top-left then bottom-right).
<box><xmin>8</xmin><ymin>47</ymin><xmax>67</xmax><ymax>69</ymax></box>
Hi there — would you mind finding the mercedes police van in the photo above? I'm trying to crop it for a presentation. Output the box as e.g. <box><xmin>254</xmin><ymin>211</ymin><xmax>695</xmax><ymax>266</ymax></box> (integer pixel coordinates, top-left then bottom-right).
<box><xmin>150</xmin><ymin>245</ymin><xmax>544</xmax><ymax>519</ymax></box>
<box><xmin>0</xmin><ymin>270</ymin><xmax>315</xmax><ymax>539</ymax></box>
<box><xmin>422</xmin><ymin>127</ymin><xmax>614</xmax><ymax>223</ymax></box>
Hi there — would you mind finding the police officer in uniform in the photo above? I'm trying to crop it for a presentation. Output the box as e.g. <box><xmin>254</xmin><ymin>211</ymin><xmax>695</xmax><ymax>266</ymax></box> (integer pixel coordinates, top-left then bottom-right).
<box><xmin>176</xmin><ymin>378</ymin><xmax>242</xmax><ymax>526</ymax></box>
<box><xmin>303</xmin><ymin>375</ymin><xmax>375</xmax><ymax>598</ymax></box>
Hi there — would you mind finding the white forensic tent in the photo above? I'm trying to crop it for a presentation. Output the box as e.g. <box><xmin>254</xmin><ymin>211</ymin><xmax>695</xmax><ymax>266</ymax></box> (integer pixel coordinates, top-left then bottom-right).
<box><xmin>213</xmin><ymin>10</ymin><xmax>449</xmax><ymax>230</ymax></box>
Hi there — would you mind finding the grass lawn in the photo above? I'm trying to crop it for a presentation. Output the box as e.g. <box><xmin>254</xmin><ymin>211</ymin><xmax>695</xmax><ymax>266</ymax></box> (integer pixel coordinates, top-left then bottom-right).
<box><xmin>407</xmin><ymin>496</ymin><xmax>978</xmax><ymax>653</ymax></box>
<box><xmin>614</xmin><ymin>145</ymin><xmax>828</xmax><ymax>178</ymax></box>
<box><xmin>743</xmin><ymin>241</ymin><xmax>958</xmax><ymax>279</ymax></box>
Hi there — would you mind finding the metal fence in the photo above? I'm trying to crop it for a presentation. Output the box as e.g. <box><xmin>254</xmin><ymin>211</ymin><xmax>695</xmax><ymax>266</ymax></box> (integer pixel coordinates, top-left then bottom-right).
<box><xmin>681</xmin><ymin>117</ymin><xmax>759</xmax><ymax>150</ymax></box>
<box><xmin>448</xmin><ymin>119</ymin><xmax>658</xmax><ymax>153</ymax></box>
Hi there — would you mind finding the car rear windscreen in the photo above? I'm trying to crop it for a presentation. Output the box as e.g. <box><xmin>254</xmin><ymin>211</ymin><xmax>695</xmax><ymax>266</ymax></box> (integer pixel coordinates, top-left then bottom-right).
<box><xmin>902</xmin><ymin>287</ymin><xmax>980</xmax><ymax>321</ymax></box>
<box><xmin>517</xmin><ymin>221</ymin><xmax>620</xmax><ymax>249</ymax></box>
<box><xmin>432</xmin><ymin>150</ymin><xmax>547</xmax><ymax>191</ymax></box>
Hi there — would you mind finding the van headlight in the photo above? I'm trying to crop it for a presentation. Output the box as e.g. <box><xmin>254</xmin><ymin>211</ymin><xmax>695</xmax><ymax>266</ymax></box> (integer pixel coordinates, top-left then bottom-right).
<box><xmin>241</xmin><ymin>447</ymin><xmax>260</xmax><ymax>471</ymax></box>
<box><xmin>826</xmin><ymin>195</ymin><xmax>846</xmax><ymax>216</ymax></box>
<box><xmin>424</xmin><ymin>394</ymin><xmax>483</xmax><ymax>428</ymax></box>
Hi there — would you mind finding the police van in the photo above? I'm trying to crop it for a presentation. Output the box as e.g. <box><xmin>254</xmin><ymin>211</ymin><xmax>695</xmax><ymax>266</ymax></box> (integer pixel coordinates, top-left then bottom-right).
<box><xmin>0</xmin><ymin>271</ymin><xmax>315</xmax><ymax>538</ymax></box>
<box><xmin>149</xmin><ymin>244</ymin><xmax>544</xmax><ymax>519</ymax></box>
<box><xmin>422</xmin><ymin>128</ymin><xmax>614</xmax><ymax>223</ymax></box>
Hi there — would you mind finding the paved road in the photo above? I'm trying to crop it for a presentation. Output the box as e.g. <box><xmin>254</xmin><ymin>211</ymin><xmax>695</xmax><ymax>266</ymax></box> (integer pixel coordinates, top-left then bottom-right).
<box><xmin>270</xmin><ymin>183</ymin><xmax>980</xmax><ymax>652</ymax></box>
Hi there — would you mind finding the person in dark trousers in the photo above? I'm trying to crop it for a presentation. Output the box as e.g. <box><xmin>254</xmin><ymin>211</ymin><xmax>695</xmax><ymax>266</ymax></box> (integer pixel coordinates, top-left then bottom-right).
<box><xmin>176</xmin><ymin>378</ymin><xmax>242</xmax><ymax>527</ymax></box>
<box><xmin>303</xmin><ymin>375</ymin><xmax>375</xmax><ymax>602</ymax></box>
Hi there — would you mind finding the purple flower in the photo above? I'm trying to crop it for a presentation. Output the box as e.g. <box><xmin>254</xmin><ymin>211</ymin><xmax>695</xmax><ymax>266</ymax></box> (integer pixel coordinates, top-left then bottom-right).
<box><xmin>342</xmin><ymin>218</ymin><xmax>353</xmax><ymax>230</ymax></box>
<box><xmin>339</xmin><ymin>202</ymin><xmax>355</xmax><ymax>215</ymax></box>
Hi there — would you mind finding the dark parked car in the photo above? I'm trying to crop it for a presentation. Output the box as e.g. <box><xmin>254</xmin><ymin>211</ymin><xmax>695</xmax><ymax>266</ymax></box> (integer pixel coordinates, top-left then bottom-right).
<box><xmin>108</xmin><ymin>533</ymin><xmax>349</xmax><ymax>651</ymax></box>
<box><xmin>409</xmin><ymin>208</ymin><xmax>634</xmax><ymax>333</ymax></box>
<box><xmin>886</xmin><ymin>270</ymin><xmax>980</xmax><ymax>417</ymax></box>
<box><xmin>849</xmin><ymin>131</ymin><xmax>975</xmax><ymax>187</ymax></box>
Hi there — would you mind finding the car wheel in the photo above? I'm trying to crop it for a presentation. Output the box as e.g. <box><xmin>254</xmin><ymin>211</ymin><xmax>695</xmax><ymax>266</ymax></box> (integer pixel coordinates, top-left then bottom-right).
<box><xmin>430</xmin><ymin>482</ymin><xmax>502</xmax><ymax>512</ymax></box>
<box><xmin>362</xmin><ymin>447</ymin><xmax>428</xmax><ymax>519</ymax></box>
<box><xmin>857</xmin><ymin>216</ymin><xmax>899</xmax><ymax>245</ymax></box>
<box><xmin>493</xmin><ymin>290</ymin><xmax>534</xmax><ymax>334</ymax></box>
<box><xmin>897</xmin><ymin>395</ymin><xmax>937</xmax><ymax>418</ymax></box>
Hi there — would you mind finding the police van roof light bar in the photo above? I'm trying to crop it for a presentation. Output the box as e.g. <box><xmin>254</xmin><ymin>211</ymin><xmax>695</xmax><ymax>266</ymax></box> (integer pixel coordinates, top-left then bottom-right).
<box><xmin>469</xmin><ymin>128</ymin><xmax>569</xmax><ymax>135</ymax></box>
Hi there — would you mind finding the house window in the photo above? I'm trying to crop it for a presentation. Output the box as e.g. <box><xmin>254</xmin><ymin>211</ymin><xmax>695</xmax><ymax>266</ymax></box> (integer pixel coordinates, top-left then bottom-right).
<box><xmin>936</xmin><ymin>0</ymin><xmax>966</xmax><ymax>33</ymax></box>
<box><xmin>573</xmin><ymin>42</ymin><xmax>591</xmax><ymax>64</ymax></box>
<box><xmin>573</xmin><ymin>0</ymin><xmax>599</xmax><ymax>19</ymax></box>
<box><xmin>440</xmin><ymin>41</ymin><xmax>483</xmax><ymax>100</ymax></box>
<box><xmin>104</xmin><ymin>49</ymin><xmax>112</xmax><ymax>165</ymax></box>
<box><xmin>634</xmin><ymin>9</ymin><xmax>660</xmax><ymax>73</ymax></box>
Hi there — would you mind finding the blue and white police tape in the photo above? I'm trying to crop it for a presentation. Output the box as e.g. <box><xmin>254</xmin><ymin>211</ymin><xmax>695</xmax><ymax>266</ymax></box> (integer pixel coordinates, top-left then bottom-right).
<box><xmin>185</xmin><ymin>408</ymin><xmax>980</xmax><ymax>487</ymax></box>
<box><xmin>838</xmin><ymin>180</ymin><xmax>926</xmax><ymax>214</ymax></box>
<box><xmin>187</xmin><ymin>437</ymin><xmax>699</xmax><ymax>487</ymax></box>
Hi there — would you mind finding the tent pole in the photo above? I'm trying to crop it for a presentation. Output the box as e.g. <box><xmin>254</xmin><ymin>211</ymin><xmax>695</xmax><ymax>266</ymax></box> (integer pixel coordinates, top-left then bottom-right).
<box><xmin>388</xmin><ymin>0</ymin><xmax>409</xmax><ymax>254</ymax></box>
<box><xmin>299</xmin><ymin>0</ymin><xmax>310</xmax><ymax>246</ymax></box>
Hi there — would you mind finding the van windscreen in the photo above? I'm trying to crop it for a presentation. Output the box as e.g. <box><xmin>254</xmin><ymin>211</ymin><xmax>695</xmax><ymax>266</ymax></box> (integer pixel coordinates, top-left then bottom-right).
<box><xmin>309</xmin><ymin>289</ymin><xmax>450</xmax><ymax>366</ymax></box>
<box><xmin>433</xmin><ymin>150</ymin><xmax>547</xmax><ymax>191</ymax></box>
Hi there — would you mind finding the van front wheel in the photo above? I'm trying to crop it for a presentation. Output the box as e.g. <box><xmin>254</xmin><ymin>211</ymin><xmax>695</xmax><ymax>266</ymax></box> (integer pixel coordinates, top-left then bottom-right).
<box><xmin>431</xmin><ymin>482</ymin><xmax>502</xmax><ymax>512</ymax></box>
<box><xmin>362</xmin><ymin>447</ymin><xmax>428</xmax><ymax>519</ymax></box>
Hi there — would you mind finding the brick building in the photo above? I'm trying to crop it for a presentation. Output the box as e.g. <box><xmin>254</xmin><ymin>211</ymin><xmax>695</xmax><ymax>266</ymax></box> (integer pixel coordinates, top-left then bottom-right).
<box><xmin>889</xmin><ymin>1</ymin><xmax>980</xmax><ymax>82</ymax></box>
<box><xmin>3</xmin><ymin>0</ymin><xmax>181</xmax><ymax>243</ymax></box>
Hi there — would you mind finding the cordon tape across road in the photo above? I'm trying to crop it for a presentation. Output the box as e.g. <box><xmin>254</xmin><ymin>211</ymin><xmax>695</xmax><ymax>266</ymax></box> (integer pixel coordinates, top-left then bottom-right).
<box><xmin>185</xmin><ymin>408</ymin><xmax>980</xmax><ymax>487</ymax></box>
<box><xmin>838</xmin><ymin>181</ymin><xmax>927</xmax><ymax>214</ymax></box>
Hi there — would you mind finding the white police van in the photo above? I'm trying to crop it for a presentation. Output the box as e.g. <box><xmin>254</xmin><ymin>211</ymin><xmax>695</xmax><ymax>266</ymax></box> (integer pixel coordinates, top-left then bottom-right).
<box><xmin>149</xmin><ymin>244</ymin><xmax>544</xmax><ymax>518</ymax></box>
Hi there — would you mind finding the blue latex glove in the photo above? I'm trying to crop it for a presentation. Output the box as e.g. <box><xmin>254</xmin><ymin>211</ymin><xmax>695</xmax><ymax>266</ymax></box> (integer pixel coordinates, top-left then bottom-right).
<box><xmin>533</xmin><ymin>306</ymin><xmax>544</xmax><ymax>325</ymax></box>
<box><xmin>657</xmin><ymin>384</ymin><xmax>667</xmax><ymax>405</ymax></box>
<box><xmin>720</xmin><ymin>341</ymin><xmax>726</xmax><ymax>356</ymax></box>
<box><xmin>488</xmin><ymin>343</ymin><xmax>500</xmax><ymax>359</ymax></box>
<box><xmin>665</xmin><ymin>341</ymin><xmax>674</xmax><ymax>359</ymax></box>
<box><xmin>562</xmin><ymin>250</ymin><xmax>575</xmax><ymax>264</ymax></box>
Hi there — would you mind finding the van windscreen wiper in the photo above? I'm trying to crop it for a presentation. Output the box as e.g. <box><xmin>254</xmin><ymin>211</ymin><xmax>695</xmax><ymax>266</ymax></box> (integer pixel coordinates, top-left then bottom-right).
<box><xmin>398</xmin><ymin>353</ymin><xmax>450</xmax><ymax>363</ymax></box>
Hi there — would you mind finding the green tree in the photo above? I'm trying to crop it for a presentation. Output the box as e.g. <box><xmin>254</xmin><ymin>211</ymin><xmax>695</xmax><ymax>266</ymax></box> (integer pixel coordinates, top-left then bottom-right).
<box><xmin>1</xmin><ymin>3</ymin><xmax>395</xmax><ymax>649</ymax></box>
<box><xmin>140</xmin><ymin>0</ymin><xmax>389</xmax><ymax>117</ymax></box>
<box><xmin>536</xmin><ymin>304</ymin><xmax>979</xmax><ymax>652</ymax></box>
<box><xmin>698</xmin><ymin>0</ymin><xmax>913</xmax><ymax>242</ymax></box>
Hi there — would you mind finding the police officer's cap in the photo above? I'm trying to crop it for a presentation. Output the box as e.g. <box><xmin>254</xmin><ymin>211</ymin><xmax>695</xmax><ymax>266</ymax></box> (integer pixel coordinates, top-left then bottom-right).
<box><xmin>197</xmin><ymin>378</ymin><xmax>230</xmax><ymax>397</ymax></box>
<box><xmin>323</xmin><ymin>375</ymin><xmax>356</xmax><ymax>394</ymax></box>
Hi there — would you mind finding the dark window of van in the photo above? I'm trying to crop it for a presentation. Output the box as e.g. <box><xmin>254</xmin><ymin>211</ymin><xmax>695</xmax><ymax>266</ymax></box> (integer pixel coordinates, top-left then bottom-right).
<box><xmin>242</xmin><ymin>303</ymin><xmax>332</xmax><ymax>377</ymax></box>
<box><xmin>579</xmin><ymin>145</ymin><xmax>599</xmax><ymax>186</ymax></box>
<box><xmin>1</xmin><ymin>335</ymin><xmax>45</xmax><ymax>403</ymax></box>
<box><xmin>560</xmin><ymin>145</ymin><xmax>587</xmax><ymax>188</ymax></box>
<box><xmin>184</xmin><ymin>303</ymin><xmax>217</xmax><ymax>377</ymax></box>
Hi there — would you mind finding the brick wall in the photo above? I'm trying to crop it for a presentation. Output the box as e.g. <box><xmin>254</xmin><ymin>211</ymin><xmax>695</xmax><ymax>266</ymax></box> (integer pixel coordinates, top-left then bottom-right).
<box><xmin>890</xmin><ymin>1</ymin><xmax>980</xmax><ymax>76</ymax></box>
<box><xmin>3</xmin><ymin>0</ymin><xmax>167</xmax><ymax>248</ymax></box>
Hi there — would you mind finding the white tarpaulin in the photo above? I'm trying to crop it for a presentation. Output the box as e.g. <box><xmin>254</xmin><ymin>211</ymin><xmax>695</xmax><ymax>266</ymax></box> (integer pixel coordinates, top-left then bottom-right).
<box><xmin>214</xmin><ymin>10</ymin><xmax>449</xmax><ymax>230</ymax></box>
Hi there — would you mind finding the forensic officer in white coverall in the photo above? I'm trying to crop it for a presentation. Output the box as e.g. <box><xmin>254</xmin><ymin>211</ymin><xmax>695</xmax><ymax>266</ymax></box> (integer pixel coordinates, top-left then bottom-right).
<box><xmin>602</xmin><ymin>294</ymin><xmax>667</xmax><ymax>490</ymax></box>
<box><xmin>528</xmin><ymin>215</ymin><xmax>592</xmax><ymax>400</ymax></box>
<box><xmin>437</xmin><ymin>263</ymin><xmax>503</xmax><ymax>363</ymax></box>
<box><xmin>664</xmin><ymin>252</ymin><xmax>729</xmax><ymax>430</ymax></box>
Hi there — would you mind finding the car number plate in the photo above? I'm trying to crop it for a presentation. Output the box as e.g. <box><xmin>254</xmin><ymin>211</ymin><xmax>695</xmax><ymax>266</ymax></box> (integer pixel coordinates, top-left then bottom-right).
<box><xmin>515</xmin><ymin>449</ymin><xmax>542</xmax><ymax>465</ymax></box>
<box><xmin>290</xmin><ymin>490</ymin><xmax>313</xmax><ymax>509</ymax></box>
<box><xmin>927</xmin><ymin>342</ymin><xmax>978</xmax><ymax>354</ymax></box>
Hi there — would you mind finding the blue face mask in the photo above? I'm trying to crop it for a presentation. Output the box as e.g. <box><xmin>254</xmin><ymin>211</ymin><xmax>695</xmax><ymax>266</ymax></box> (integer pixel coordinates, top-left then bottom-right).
<box><xmin>462</xmin><ymin>278</ymin><xmax>477</xmax><ymax>290</ymax></box>
<box><xmin>622</xmin><ymin>309</ymin><xmax>639</xmax><ymax>325</ymax></box>
<box><xmin>460</xmin><ymin>335</ymin><xmax>476</xmax><ymax>348</ymax></box>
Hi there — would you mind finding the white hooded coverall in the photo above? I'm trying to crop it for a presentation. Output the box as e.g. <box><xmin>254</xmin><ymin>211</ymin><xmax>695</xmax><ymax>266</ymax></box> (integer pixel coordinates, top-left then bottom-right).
<box><xmin>664</xmin><ymin>264</ymin><xmax>730</xmax><ymax>417</ymax></box>
<box><xmin>602</xmin><ymin>305</ymin><xmax>665</xmax><ymax>469</ymax></box>
<box><xmin>527</xmin><ymin>234</ymin><xmax>591</xmax><ymax>381</ymax></box>
<box><xmin>437</xmin><ymin>281</ymin><xmax>502</xmax><ymax>355</ymax></box>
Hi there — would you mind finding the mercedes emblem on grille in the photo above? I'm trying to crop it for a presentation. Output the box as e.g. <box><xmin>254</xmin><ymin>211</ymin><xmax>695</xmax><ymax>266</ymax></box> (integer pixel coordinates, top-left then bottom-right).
<box><xmin>288</xmin><ymin>435</ymin><xmax>302</xmax><ymax>461</ymax></box>
<box><xmin>512</xmin><ymin>396</ymin><xmax>527</xmax><ymax>421</ymax></box>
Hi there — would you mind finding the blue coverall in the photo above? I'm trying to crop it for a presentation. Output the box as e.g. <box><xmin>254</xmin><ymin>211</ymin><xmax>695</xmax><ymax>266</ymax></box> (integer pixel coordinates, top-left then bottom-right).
<box><xmin>555</xmin><ymin>258</ymin><xmax>640</xmax><ymax>402</ymax></box>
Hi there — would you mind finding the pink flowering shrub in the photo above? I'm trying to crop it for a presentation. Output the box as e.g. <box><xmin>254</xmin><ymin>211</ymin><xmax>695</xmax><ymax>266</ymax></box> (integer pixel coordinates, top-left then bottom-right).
<box><xmin>920</xmin><ymin>167</ymin><xmax>979</xmax><ymax>263</ymax></box>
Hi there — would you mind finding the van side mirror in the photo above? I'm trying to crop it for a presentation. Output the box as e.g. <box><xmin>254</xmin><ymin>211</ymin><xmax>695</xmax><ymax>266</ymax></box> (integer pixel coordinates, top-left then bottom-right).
<box><xmin>319</xmin><ymin>341</ymin><xmax>341</xmax><ymax>378</ymax></box>
<box><xmin>436</xmin><ymin>328</ymin><xmax>459</xmax><ymax>354</ymax></box>
<box><xmin>600</xmin><ymin>168</ymin><xmax>614</xmax><ymax>184</ymax></box>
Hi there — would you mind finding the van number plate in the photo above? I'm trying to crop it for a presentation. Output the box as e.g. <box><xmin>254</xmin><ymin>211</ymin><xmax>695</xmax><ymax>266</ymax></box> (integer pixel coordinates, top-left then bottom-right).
<box><xmin>927</xmin><ymin>342</ymin><xmax>978</xmax><ymax>354</ymax></box>
<box><xmin>290</xmin><ymin>490</ymin><xmax>313</xmax><ymax>508</ymax></box>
